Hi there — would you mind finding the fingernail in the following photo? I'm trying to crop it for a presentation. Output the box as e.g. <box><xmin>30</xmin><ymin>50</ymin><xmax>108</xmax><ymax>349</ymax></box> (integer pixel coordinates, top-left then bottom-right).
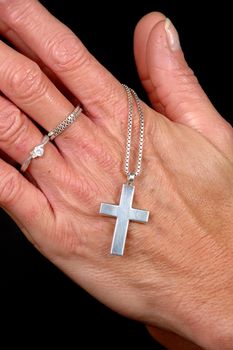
<box><xmin>165</xmin><ymin>18</ymin><xmax>181</xmax><ymax>52</ymax></box>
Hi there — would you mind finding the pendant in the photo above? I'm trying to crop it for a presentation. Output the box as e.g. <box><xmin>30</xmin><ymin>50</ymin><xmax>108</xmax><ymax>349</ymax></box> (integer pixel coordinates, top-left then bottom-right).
<box><xmin>100</xmin><ymin>181</ymin><xmax>149</xmax><ymax>256</ymax></box>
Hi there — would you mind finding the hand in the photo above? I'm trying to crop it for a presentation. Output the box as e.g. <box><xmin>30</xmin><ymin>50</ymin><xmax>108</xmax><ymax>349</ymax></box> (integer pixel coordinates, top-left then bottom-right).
<box><xmin>0</xmin><ymin>2</ymin><xmax>233</xmax><ymax>349</ymax></box>
<box><xmin>133</xmin><ymin>13</ymin><xmax>231</xmax><ymax>350</ymax></box>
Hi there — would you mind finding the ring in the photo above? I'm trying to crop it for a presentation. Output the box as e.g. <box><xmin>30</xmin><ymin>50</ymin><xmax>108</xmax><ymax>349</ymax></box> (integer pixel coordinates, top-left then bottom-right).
<box><xmin>21</xmin><ymin>105</ymin><xmax>82</xmax><ymax>172</ymax></box>
<box><xmin>21</xmin><ymin>135</ymin><xmax>50</xmax><ymax>172</ymax></box>
<box><xmin>48</xmin><ymin>105</ymin><xmax>82</xmax><ymax>140</ymax></box>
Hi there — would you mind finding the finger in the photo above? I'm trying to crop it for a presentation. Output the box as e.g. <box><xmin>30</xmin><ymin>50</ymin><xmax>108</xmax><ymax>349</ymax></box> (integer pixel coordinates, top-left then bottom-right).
<box><xmin>0</xmin><ymin>39</ymin><xmax>84</xmax><ymax>134</ymax></box>
<box><xmin>0</xmin><ymin>92</ymin><xmax>122</xmax><ymax>217</ymax></box>
<box><xmin>134</xmin><ymin>14</ymin><xmax>233</xmax><ymax>155</ymax></box>
<box><xmin>0</xmin><ymin>38</ymin><xmax>116</xmax><ymax>172</ymax></box>
<box><xmin>0</xmin><ymin>95</ymin><xmax>65</xmax><ymax>182</ymax></box>
<box><xmin>0</xmin><ymin>38</ymin><xmax>122</xmax><ymax>190</ymax></box>
<box><xmin>0</xmin><ymin>18</ymin><xmax>37</xmax><ymax>60</ymax></box>
<box><xmin>133</xmin><ymin>12</ymin><xmax>166</xmax><ymax>112</ymax></box>
<box><xmin>0</xmin><ymin>157</ymin><xmax>54</xmax><ymax>245</ymax></box>
<box><xmin>0</xmin><ymin>0</ymin><xmax>125</xmax><ymax>129</ymax></box>
<box><xmin>0</xmin><ymin>19</ymin><xmax>77</xmax><ymax>104</ymax></box>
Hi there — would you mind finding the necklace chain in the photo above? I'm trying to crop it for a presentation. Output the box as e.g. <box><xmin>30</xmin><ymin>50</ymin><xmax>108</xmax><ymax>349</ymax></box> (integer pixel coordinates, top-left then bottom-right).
<box><xmin>122</xmin><ymin>84</ymin><xmax>144</xmax><ymax>181</ymax></box>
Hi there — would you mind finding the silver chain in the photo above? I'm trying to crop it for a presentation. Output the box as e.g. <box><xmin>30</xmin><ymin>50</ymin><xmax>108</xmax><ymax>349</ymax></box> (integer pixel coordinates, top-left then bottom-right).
<box><xmin>122</xmin><ymin>84</ymin><xmax>144</xmax><ymax>183</ymax></box>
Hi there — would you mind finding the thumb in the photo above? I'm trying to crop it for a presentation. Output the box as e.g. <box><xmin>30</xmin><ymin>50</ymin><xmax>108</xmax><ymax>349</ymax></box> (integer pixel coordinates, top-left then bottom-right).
<box><xmin>134</xmin><ymin>13</ymin><xmax>233</xmax><ymax>156</ymax></box>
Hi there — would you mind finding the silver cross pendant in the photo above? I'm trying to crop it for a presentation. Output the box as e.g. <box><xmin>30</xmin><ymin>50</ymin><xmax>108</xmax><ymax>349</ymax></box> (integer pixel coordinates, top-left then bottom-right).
<box><xmin>100</xmin><ymin>184</ymin><xmax>149</xmax><ymax>256</ymax></box>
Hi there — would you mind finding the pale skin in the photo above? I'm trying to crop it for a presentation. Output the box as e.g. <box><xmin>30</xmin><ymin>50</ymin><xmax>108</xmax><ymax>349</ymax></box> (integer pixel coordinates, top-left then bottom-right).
<box><xmin>0</xmin><ymin>1</ymin><xmax>233</xmax><ymax>349</ymax></box>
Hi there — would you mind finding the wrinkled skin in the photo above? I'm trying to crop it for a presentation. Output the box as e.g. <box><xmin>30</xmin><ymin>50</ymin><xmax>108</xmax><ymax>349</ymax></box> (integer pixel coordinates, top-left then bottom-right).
<box><xmin>0</xmin><ymin>1</ymin><xmax>233</xmax><ymax>349</ymax></box>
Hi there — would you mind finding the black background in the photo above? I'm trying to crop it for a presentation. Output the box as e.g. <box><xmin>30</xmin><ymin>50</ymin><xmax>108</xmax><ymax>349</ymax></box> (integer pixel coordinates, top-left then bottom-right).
<box><xmin>0</xmin><ymin>1</ymin><xmax>232</xmax><ymax>349</ymax></box>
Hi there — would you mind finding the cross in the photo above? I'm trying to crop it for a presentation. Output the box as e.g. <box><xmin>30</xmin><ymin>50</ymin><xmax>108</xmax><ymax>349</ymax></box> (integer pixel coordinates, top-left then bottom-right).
<box><xmin>100</xmin><ymin>184</ymin><xmax>149</xmax><ymax>256</ymax></box>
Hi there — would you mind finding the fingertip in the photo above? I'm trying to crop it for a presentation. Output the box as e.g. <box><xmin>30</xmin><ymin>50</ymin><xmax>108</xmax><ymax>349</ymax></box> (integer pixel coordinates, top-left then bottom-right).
<box><xmin>134</xmin><ymin>12</ymin><xmax>166</xmax><ymax>53</ymax></box>
<box><xmin>146</xmin><ymin>18</ymin><xmax>189</xmax><ymax>87</ymax></box>
<box><xmin>134</xmin><ymin>11</ymin><xmax>166</xmax><ymax>35</ymax></box>
<box><xmin>134</xmin><ymin>12</ymin><xmax>166</xmax><ymax>81</ymax></box>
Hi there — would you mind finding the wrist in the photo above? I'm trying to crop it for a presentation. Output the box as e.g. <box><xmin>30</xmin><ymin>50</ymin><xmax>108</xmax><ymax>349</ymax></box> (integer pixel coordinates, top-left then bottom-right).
<box><xmin>145</xmin><ymin>281</ymin><xmax>233</xmax><ymax>349</ymax></box>
<box><xmin>190</xmin><ymin>312</ymin><xmax>233</xmax><ymax>350</ymax></box>
<box><xmin>175</xmin><ymin>292</ymin><xmax>233</xmax><ymax>349</ymax></box>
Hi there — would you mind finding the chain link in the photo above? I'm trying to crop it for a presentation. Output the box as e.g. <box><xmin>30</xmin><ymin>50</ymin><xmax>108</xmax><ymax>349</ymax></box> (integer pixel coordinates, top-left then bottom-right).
<box><xmin>122</xmin><ymin>84</ymin><xmax>144</xmax><ymax>180</ymax></box>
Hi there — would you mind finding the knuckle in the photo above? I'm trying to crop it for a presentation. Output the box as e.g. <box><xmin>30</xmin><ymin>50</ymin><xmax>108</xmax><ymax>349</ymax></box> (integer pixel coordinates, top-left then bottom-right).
<box><xmin>45</xmin><ymin>32</ymin><xmax>89</xmax><ymax>72</ymax></box>
<box><xmin>0</xmin><ymin>104</ymin><xmax>29</xmax><ymax>147</ymax></box>
<box><xmin>80</xmin><ymin>139</ymin><xmax>119</xmax><ymax>173</ymax></box>
<box><xmin>157</xmin><ymin>68</ymin><xmax>201</xmax><ymax>116</ymax></box>
<box><xmin>54</xmin><ymin>167</ymin><xmax>100</xmax><ymax>206</ymax></box>
<box><xmin>166</xmin><ymin>99</ymin><xmax>195</xmax><ymax>117</ymax></box>
<box><xmin>158</xmin><ymin>66</ymin><xmax>199</xmax><ymax>104</ymax></box>
<box><xmin>72</xmin><ymin>176</ymin><xmax>97</xmax><ymax>205</ymax></box>
<box><xmin>4</xmin><ymin>0</ymin><xmax>37</xmax><ymax>30</ymax></box>
<box><xmin>8</xmin><ymin>61</ymin><xmax>46</xmax><ymax>103</ymax></box>
<box><xmin>172</xmin><ymin>66</ymin><xmax>198</xmax><ymax>86</ymax></box>
<box><xmin>61</xmin><ymin>123</ymin><xmax>120</xmax><ymax>174</ymax></box>
<box><xmin>0</xmin><ymin>169</ymin><xmax>22</xmax><ymax>205</ymax></box>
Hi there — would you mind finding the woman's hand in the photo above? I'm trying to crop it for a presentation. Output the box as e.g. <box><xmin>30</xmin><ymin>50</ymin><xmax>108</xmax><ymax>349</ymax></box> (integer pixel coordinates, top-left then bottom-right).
<box><xmin>0</xmin><ymin>1</ymin><xmax>233</xmax><ymax>349</ymax></box>
<box><xmin>133</xmin><ymin>13</ymin><xmax>232</xmax><ymax>350</ymax></box>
